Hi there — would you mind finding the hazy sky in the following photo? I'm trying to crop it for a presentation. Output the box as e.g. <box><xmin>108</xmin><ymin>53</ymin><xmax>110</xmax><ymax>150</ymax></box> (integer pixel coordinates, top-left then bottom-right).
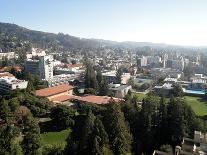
<box><xmin>1</xmin><ymin>0</ymin><xmax>207</xmax><ymax>46</ymax></box>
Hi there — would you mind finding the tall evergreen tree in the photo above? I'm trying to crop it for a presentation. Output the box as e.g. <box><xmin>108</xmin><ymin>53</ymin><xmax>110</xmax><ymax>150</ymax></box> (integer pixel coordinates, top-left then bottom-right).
<box><xmin>103</xmin><ymin>103</ymin><xmax>132</xmax><ymax>155</ymax></box>
<box><xmin>0</xmin><ymin>99</ymin><xmax>11</xmax><ymax>122</ymax></box>
<box><xmin>99</xmin><ymin>80</ymin><xmax>109</xmax><ymax>96</ymax></box>
<box><xmin>50</xmin><ymin>105</ymin><xmax>75</xmax><ymax>130</ymax></box>
<box><xmin>136</xmin><ymin>95</ymin><xmax>160</xmax><ymax>154</ymax></box>
<box><xmin>167</xmin><ymin>97</ymin><xmax>186</xmax><ymax>146</ymax></box>
<box><xmin>85</xmin><ymin>62</ymin><xmax>98</xmax><ymax>91</ymax></box>
<box><xmin>116</xmin><ymin>67</ymin><xmax>123</xmax><ymax>84</ymax></box>
<box><xmin>157</xmin><ymin>97</ymin><xmax>169</xmax><ymax>145</ymax></box>
<box><xmin>91</xmin><ymin>118</ymin><xmax>112</xmax><ymax>155</ymax></box>
<box><xmin>96</xmin><ymin>70</ymin><xmax>103</xmax><ymax>85</ymax></box>
<box><xmin>0</xmin><ymin>125</ymin><xmax>20</xmax><ymax>155</ymax></box>
<box><xmin>21</xmin><ymin>116</ymin><xmax>42</xmax><ymax>155</ymax></box>
<box><xmin>66</xmin><ymin>111</ymin><xmax>112</xmax><ymax>155</ymax></box>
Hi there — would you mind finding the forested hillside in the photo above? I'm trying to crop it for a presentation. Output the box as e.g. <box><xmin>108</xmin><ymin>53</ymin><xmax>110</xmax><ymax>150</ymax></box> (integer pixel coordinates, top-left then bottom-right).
<box><xmin>0</xmin><ymin>22</ymin><xmax>102</xmax><ymax>52</ymax></box>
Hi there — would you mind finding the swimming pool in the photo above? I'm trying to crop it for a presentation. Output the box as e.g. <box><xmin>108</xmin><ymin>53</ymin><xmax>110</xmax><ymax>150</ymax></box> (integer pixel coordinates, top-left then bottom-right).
<box><xmin>183</xmin><ymin>89</ymin><xmax>205</xmax><ymax>95</ymax></box>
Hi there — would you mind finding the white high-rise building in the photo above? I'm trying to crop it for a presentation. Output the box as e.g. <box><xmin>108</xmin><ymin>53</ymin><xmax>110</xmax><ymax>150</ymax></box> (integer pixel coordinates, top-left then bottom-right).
<box><xmin>137</xmin><ymin>56</ymin><xmax>148</xmax><ymax>67</ymax></box>
<box><xmin>0</xmin><ymin>74</ymin><xmax>28</xmax><ymax>93</ymax></box>
<box><xmin>25</xmin><ymin>55</ymin><xmax>54</xmax><ymax>81</ymax></box>
<box><xmin>39</xmin><ymin>55</ymin><xmax>53</xmax><ymax>80</ymax></box>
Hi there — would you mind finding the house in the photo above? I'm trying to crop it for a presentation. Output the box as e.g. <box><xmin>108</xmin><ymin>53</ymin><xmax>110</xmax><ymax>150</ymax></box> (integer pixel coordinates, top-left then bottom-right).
<box><xmin>121</xmin><ymin>73</ymin><xmax>131</xmax><ymax>84</ymax></box>
<box><xmin>153</xmin><ymin>131</ymin><xmax>207</xmax><ymax>155</ymax></box>
<box><xmin>26</xmin><ymin>48</ymin><xmax>46</xmax><ymax>59</ymax></box>
<box><xmin>102</xmin><ymin>71</ymin><xmax>131</xmax><ymax>84</ymax></box>
<box><xmin>150</xmin><ymin>68</ymin><xmax>183</xmax><ymax>79</ymax></box>
<box><xmin>0</xmin><ymin>74</ymin><xmax>28</xmax><ymax>94</ymax></box>
<box><xmin>35</xmin><ymin>84</ymin><xmax>74</xmax><ymax>101</ymax></box>
<box><xmin>154</xmin><ymin>83</ymin><xmax>174</xmax><ymax>96</ymax></box>
<box><xmin>0</xmin><ymin>72</ymin><xmax>14</xmax><ymax>78</ymax></box>
<box><xmin>109</xmin><ymin>84</ymin><xmax>132</xmax><ymax>98</ymax></box>
<box><xmin>102</xmin><ymin>71</ymin><xmax>117</xmax><ymax>84</ymax></box>
<box><xmin>0</xmin><ymin>66</ymin><xmax>23</xmax><ymax>72</ymax></box>
<box><xmin>0</xmin><ymin>52</ymin><xmax>15</xmax><ymax>60</ymax></box>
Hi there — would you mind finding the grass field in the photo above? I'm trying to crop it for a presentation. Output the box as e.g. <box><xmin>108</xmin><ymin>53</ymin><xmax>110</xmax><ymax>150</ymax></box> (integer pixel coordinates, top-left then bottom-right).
<box><xmin>133</xmin><ymin>93</ymin><xmax>207</xmax><ymax>116</ymax></box>
<box><xmin>184</xmin><ymin>96</ymin><xmax>207</xmax><ymax>116</ymax></box>
<box><xmin>134</xmin><ymin>93</ymin><xmax>146</xmax><ymax>101</ymax></box>
<box><xmin>41</xmin><ymin>129</ymin><xmax>71</xmax><ymax>146</ymax></box>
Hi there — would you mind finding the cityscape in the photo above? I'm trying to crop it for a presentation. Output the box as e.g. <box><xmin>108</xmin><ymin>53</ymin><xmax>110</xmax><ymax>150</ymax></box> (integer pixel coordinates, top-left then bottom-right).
<box><xmin>1</xmin><ymin>1</ymin><xmax>207</xmax><ymax>155</ymax></box>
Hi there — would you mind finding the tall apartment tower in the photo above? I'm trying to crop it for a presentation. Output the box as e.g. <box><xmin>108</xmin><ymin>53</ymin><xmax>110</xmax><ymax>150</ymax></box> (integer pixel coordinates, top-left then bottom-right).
<box><xmin>25</xmin><ymin>55</ymin><xmax>53</xmax><ymax>81</ymax></box>
<box><xmin>39</xmin><ymin>55</ymin><xmax>53</xmax><ymax>80</ymax></box>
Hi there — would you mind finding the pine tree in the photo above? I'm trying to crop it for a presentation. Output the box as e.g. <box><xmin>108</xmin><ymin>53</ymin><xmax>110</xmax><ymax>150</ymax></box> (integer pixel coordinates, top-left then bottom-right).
<box><xmin>65</xmin><ymin>111</ymin><xmax>112</xmax><ymax>155</ymax></box>
<box><xmin>116</xmin><ymin>68</ymin><xmax>123</xmax><ymax>84</ymax></box>
<box><xmin>0</xmin><ymin>99</ymin><xmax>11</xmax><ymax>122</ymax></box>
<box><xmin>167</xmin><ymin>97</ymin><xmax>186</xmax><ymax>146</ymax></box>
<box><xmin>103</xmin><ymin>103</ymin><xmax>132</xmax><ymax>155</ymax></box>
<box><xmin>0</xmin><ymin>125</ymin><xmax>19</xmax><ymax>155</ymax></box>
<box><xmin>137</xmin><ymin>95</ymin><xmax>160</xmax><ymax>154</ymax></box>
<box><xmin>96</xmin><ymin>70</ymin><xmax>103</xmax><ymax>85</ymax></box>
<box><xmin>91</xmin><ymin>118</ymin><xmax>112</xmax><ymax>155</ymax></box>
<box><xmin>21</xmin><ymin>116</ymin><xmax>42</xmax><ymax>155</ymax></box>
<box><xmin>85</xmin><ymin>62</ymin><xmax>98</xmax><ymax>91</ymax></box>
<box><xmin>99</xmin><ymin>80</ymin><xmax>109</xmax><ymax>96</ymax></box>
<box><xmin>157</xmin><ymin>97</ymin><xmax>169</xmax><ymax>145</ymax></box>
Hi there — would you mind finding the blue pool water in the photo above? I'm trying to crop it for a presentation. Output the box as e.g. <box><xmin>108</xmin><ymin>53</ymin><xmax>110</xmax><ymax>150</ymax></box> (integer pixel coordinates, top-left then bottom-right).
<box><xmin>184</xmin><ymin>89</ymin><xmax>205</xmax><ymax>95</ymax></box>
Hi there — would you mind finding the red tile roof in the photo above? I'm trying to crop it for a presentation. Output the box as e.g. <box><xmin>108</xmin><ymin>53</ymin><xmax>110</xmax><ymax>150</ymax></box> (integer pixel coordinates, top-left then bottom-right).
<box><xmin>65</xmin><ymin>64</ymin><xmax>82</xmax><ymax>68</ymax></box>
<box><xmin>35</xmin><ymin>84</ymin><xmax>74</xmax><ymax>97</ymax></box>
<box><xmin>50</xmin><ymin>94</ymin><xmax>121</xmax><ymax>105</ymax></box>
<box><xmin>50</xmin><ymin>95</ymin><xmax>74</xmax><ymax>102</ymax></box>
<box><xmin>0</xmin><ymin>119</ymin><xmax>6</xmax><ymax>126</ymax></box>
<box><xmin>0</xmin><ymin>66</ymin><xmax>23</xmax><ymax>72</ymax></box>
<box><xmin>0</xmin><ymin>72</ymin><xmax>14</xmax><ymax>78</ymax></box>
<box><xmin>75</xmin><ymin>95</ymin><xmax>112</xmax><ymax>104</ymax></box>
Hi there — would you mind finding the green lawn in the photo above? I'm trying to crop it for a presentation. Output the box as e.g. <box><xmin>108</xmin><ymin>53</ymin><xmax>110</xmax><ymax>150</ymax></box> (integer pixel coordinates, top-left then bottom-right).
<box><xmin>41</xmin><ymin>129</ymin><xmax>71</xmax><ymax>146</ymax></box>
<box><xmin>134</xmin><ymin>93</ymin><xmax>146</xmax><ymax>101</ymax></box>
<box><xmin>184</xmin><ymin>96</ymin><xmax>207</xmax><ymax>116</ymax></box>
<box><xmin>131</xmin><ymin>94</ymin><xmax>207</xmax><ymax>116</ymax></box>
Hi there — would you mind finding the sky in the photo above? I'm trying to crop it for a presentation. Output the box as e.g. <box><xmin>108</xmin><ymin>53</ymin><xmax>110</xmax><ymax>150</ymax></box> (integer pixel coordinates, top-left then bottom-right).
<box><xmin>1</xmin><ymin>0</ymin><xmax>207</xmax><ymax>46</ymax></box>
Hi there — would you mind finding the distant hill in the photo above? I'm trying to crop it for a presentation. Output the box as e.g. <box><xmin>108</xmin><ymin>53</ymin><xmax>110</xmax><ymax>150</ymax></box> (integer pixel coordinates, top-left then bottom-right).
<box><xmin>0</xmin><ymin>22</ymin><xmax>103</xmax><ymax>52</ymax></box>
<box><xmin>0</xmin><ymin>22</ymin><xmax>193</xmax><ymax>53</ymax></box>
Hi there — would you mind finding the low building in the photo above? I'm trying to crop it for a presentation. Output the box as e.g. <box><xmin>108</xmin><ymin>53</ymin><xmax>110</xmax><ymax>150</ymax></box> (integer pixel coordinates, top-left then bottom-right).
<box><xmin>102</xmin><ymin>71</ymin><xmax>117</xmax><ymax>84</ymax></box>
<box><xmin>154</xmin><ymin>83</ymin><xmax>174</xmax><ymax>96</ymax></box>
<box><xmin>0</xmin><ymin>52</ymin><xmax>15</xmax><ymax>60</ymax></box>
<box><xmin>121</xmin><ymin>73</ymin><xmax>131</xmax><ymax>84</ymax></box>
<box><xmin>109</xmin><ymin>84</ymin><xmax>132</xmax><ymax>98</ymax></box>
<box><xmin>26</xmin><ymin>48</ymin><xmax>46</xmax><ymax>59</ymax></box>
<box><xmin>191</xmin><ymin>74</ymin><xmax>207</xmax><ymax>83</ymax></box>
<box><xmin>35</xmin><ymin>84</ymin><xmax>74</xmax><ymax>101</ymax></box>
<box><xmin>164</xmin><ymin>78</ymin><xmax>178</xmax><ymax>84</ymax></box>
<box><xmin>153</xmin><ymin>131</ymin><xmax>207</xmax><ymax>155</ymax></box>
<box><xmin>0</xmin><ymin>66</ymin><xmax>23</xmax><ymax>73</ymax></box>
<box><xmin>53</xmin><ymin>60</ymin><xmax>62</xmax><ymax>67</ymax></box>
<box><xmin>50</xmin><ymin>95</ymin><xmax>120</xmax><ymax>105</ymax></box>
<box><xmin>0</xmin><ymin>72</ymin><xmax>14</xmax><ymax>78</ymax></box>
<box><xmin>48</xmin><ymin>74</ymin><xmax>80</xmax><ymax>87</ymax></box>
<box><xmin>35</xmin><ymin>83</ymin><xmax>122</xmax><ymax>105</ymax></box>
<box><xmin>150</xmin><ymin>68</ymin><xmax>183</xmax><ymax>79</ymax></box>
<box><xmin>102</xmin><ymin>71</ymin><xmax>131</xmax><ymax>84</ymax></box>
<box><xmin>66</xmin><ymin>64</ymin><xmax>83</xmax><ymax>70</ymax></box>
<box><xmin>0</xmin><ymin>76</ymin><xmax>28</xmax><ymax>93</ymax></box>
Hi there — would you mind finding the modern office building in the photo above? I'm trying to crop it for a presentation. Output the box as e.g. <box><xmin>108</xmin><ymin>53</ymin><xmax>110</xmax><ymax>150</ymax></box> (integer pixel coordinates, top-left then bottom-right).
<box><xmin>0</xmin><ymin>76</ymin><xmax>28</xmax><ymax>93</ymax></box>
<box><xmin>109</xmin><ymin>84</ymin><xmax>132</xmax><ymax>98</ymax></box>
<box><xmin>137</xmin><ymin>56</ymin><xmax>148</xmax><ymax>67</ymax></box>
<box><xmin>25</xmin><ymin>55</ymin><xmax>54</xmax><ymax>81</ymax></box>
